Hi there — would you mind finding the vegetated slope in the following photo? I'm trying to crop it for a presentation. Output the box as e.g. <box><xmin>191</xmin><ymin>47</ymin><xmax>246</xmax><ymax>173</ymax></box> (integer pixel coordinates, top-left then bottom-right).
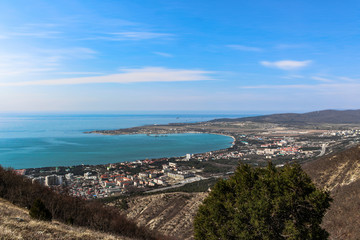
<box><xmin>121</xmin><ymin>192</ymin><xmax>207</xmax><ymax>240</ymax></box>
<box><xmin>0</xmin><ymin>197</ymin><xmax>129</xmax><ymax>240</ymax></box>
<box><xmin>210</xmin><ymin>109</ymin><xmax>360</xmax><ymax>124</ymax></box>
<box><xmin>0</xmin><ymin>166</ymin><xmax>167</xmax><ymax>240</ymax></box>
<box><xmin>302</xmin><ymin>145</ymin><xmax>360</xmax><ymax>240</ymax></box>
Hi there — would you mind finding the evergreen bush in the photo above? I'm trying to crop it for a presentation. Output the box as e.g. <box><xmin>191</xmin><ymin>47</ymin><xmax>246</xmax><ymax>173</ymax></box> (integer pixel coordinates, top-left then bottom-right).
<box><xmin>29</xmin><ymin>199</ymin><xmax>52</xmax><ymax>221</ymax></box>
<box><xmin>194</xmin><ymin>163</ymin><xmax>332</xmax><ymax>240</ymax></box>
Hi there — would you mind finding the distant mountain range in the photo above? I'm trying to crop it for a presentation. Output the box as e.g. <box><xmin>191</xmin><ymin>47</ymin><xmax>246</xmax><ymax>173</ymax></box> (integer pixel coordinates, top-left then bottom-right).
<box><xmin>210</xmin><ymin>109</ymin><xmax>360</xmax><ymax>124</ymax></box>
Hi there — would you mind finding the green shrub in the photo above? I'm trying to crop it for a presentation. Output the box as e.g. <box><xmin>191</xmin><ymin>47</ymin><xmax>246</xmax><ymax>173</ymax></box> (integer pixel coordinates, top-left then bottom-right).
<box><xmin>194</xmin><ymin>163</ymin><xmax>332</xmax><ymax>240</ymax></box>
<box><xmin>29</xmin><ymin>199</ymin><xmax>52</xmax><ymax>221</ymax></box>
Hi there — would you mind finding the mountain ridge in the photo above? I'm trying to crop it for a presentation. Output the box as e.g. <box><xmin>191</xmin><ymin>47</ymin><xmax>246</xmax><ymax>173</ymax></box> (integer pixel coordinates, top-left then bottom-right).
<box><xmin>209</xmin><ymin>109</ymin><xmax>360</xmax><ymax>124</ymax></box>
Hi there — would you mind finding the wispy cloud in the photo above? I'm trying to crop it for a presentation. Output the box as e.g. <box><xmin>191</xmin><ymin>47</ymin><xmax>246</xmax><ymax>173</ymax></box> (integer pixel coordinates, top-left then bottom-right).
<box><xmin>311</xmin><ymin>75</ymin><xmax>360</xmax><ymax>83</ymax></box>
<box><xmin>227</xmin><ymin>44</ymin><xmax>262</xmax><ymax>52</ymax></box>
<box><xmin>338</xmin><ymin>76</ymin><xmax>359</xmax><ymax>82</ymax></box>
<box><xmin>0</xmin><ymin>47</ymin><xmax>97</xmax><ymax>77</ymax></box>
<box><xmin>275</xmin><ymin>44</ymin><xmax>307</xmax><ymax>49</ymax></box>
<box><xmin>0</xmin><ymin>31</ymin><xmax>61</xmax><ymax>39</ymax></box>
<box><xmin>281</xmin><ymin>75</ymin><xmax>304</xmax><ymax>79</ymax></box>
<box><xmin>0</xmin><ymin>54</ymin><xmax>57</xmax><ymax>77</ymax></box>
<box><xmin>240</xmin><ymin>84</ymin><xmax>316</xmax><ymax>89</ymax></box>
<box><xmin>260</xmin><ymin>60</ymin><xmax>312</xmax><ymax>70</ymax></box>
<box><xmin>0</xmin><ymin>67</ymin><xmax>214</xmax><ymax>86</ymax></box>
<box><xmin>56</xmin><ymin>72</ymin><xmax>104</xmax><ymax>75</ymax></box>
<box><xmin>10</xmin><ymin>31</ymin><xmax>62</xmax><ymax>38</ymax></box>
<box><xmin>240</xmin><ymin>83</ymin><xmax>360</xmax><ymax>92</ymax></box>
<box><xmin>153</xmin><ymin>52</ymin><xmax>173</xmax><ymax>57</ymax></box>
<box><xmin>38</xmin><ymin>47</ymin><xmax>97</xmax><ymax>59</ymax></box>
<box><xmin>112</xmin><ymin>31</ymin><xmax>173</xmax><ymax>40</ymax></box>
<box><xmin>1</xmin><ymin>23</ymin><xmax>63</xmax><ymax>39</ymax></box>
<box><xmin>91</xmin><ymin>31</ymin><xmax>174</xmax><ymax>41</ymax></box>
<box><xmin>311</xmin><ymin>76</ymin><xmax>334</xmax><ymax>83</ymax></box>
<box><xmin>24</xmin><ymin>23</ymin><xmax>62</xmax><ymax>28</ymax></box>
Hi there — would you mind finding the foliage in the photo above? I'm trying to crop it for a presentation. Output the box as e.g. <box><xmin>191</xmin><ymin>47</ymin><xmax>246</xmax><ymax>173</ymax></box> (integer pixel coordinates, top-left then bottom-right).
<box><xmin>118</xmin><ymin>198</ymin><xmax>129</xmax><ymax>210</ymax></box>
<box><xmin>153</xmin><ymin>178</ymin><xmax>217</xmax><ymax>194</ymax></box>
<box><xmin>203</xmin><ymin>164</ymin><xmax>232</xmax><ymax>173</ymax></box>
<box><xmin>194</xmin><ymin>163</ymin><xmax>332</xmax><ymax>240</ymax></box>
<box><xmin>29</xmin><ymin>198</ymin><xmax>52</xmax><ymax>221</ymax></box>
<box><xmin>176</xmin><ymin>158</ymin><xmax>236</xmax><ymax>174</ymax></box>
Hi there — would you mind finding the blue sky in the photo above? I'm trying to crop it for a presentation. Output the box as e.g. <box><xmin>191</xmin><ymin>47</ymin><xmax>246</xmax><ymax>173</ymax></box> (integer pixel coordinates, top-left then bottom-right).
<box><xmin>0</xmin><ymin>0</ymin><xmax>359</xmax><ymax>113</ymax></box>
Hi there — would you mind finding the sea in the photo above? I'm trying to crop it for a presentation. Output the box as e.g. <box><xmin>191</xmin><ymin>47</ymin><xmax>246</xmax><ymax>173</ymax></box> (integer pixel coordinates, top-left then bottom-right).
<box><xmin>0</xmin><ymin>113</ymin><xmax>256</xmax><ymax>169</ymax></box>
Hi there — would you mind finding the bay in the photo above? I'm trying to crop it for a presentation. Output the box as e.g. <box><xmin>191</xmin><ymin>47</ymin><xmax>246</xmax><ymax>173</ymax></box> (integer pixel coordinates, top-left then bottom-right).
<box><xmin>0</xmin><ymin>113</ymin><xmax>252</xmax><ymax>169</ymax></box>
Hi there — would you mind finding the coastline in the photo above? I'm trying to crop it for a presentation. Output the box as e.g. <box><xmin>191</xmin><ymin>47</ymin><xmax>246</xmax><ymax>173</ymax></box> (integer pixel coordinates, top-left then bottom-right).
<box><xmin>87</xmin><ymin>121</ymin><xmax>238</xmax><ymax>148</ymax></box>
<box><xmin>20</xmin><ymin>130</ymin><xmax>241</xmax><ymax>201</ymax></box>
<box><xmin>16</xmin><ymin>132</ymin><xmax>235</xmax><ymax>170</ymax></box>
<box><xmin>2</xmin><ymin>114</ymin><xmax>242</xmax><ymax>170</ymax></box>
<box><xmin>90</xmin><ymin>130</ymin><xmax>236</xmax><ymax>146</ymax></box>
<box><xmin>211</xmin><ymin>133</ymin><xmax>236</xmax><ymax>147</ymax></box>
<box><xmin>88</xmin><ymin>130</ymin><xmax>236</xmax><ymax>158</ymax></box>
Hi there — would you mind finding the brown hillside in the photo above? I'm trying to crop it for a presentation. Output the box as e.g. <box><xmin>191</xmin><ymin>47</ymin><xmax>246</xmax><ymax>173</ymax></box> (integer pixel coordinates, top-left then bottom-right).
<box><xmin>303</xmin><ymin>145</ymin><xmax>360</xmax><ymax>240</ymax></box>
<box><xmin>121</xmin><ymin>146</ymin><xmax>360</xmax><ymax>240</ymax></box>
<box><xmin>119</xmin><ymin>192</ymin><xmax>207</xmax><ymax>240</ymax></box>
<box><xmin>303</xmin><ymin>145</ymin><xmax>360</xmax><ymax>191</ymax></box>
<box><xmin>0</xmin><ymin>166</ymin><xmax>167</xmax><ymax>240</ymax></box>
<box><xmin>0</xmin><ymin>197</ymin><xmax>131</xmax><ymax>240</ymax></box>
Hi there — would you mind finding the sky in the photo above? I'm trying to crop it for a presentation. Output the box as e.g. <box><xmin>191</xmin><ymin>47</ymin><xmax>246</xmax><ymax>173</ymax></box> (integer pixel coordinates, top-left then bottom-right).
<box><xmin>0</xmin><ymin>0</ymin><xmax>360</xmax><ymax>113</ymax></box>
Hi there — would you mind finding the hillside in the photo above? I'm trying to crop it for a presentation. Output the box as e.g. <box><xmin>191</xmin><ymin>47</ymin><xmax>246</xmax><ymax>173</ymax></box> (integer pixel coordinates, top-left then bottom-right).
<box><xmin>113</xmin><ymin>192</ymin><xmax>207</xmax><ymax>240</ymax></box>
<box><xmin>210</xmin><ymin>109</ymin><xmax>360</xmax><ymax>124</ymax></box>
<box><xmin>0</xmin><ymin>166</ymin><xmax>167</xmax><ymax>240</ymax></box>
<box><xmin>119</xmin><ymin>145</ymin><xmax>360</xmax><ymax>240</ymax></box>
<box><xmin>303</xmin><ymin>145</ymin><xmax>360</xmax><ymax>239</ymax></box>
<box><xmin>0</xmin><ymin>197</ymin><xmax>130</xmax><ymax>240</ymax></box>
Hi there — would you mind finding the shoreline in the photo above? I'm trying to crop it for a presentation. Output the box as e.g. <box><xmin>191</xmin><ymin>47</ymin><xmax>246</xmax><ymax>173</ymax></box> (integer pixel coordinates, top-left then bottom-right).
<box><xmin>91</xmin><ymin>131</ymin><xmax>235</xmax><ymax>144</ymax></box>
<box><xmin>211</xmin><ymin>133</ymin><xmax>236</xmax><ymax>147</ymax></box>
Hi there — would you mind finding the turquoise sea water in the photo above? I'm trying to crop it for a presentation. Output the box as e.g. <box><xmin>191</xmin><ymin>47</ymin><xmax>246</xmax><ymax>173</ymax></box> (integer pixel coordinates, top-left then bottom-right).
<box><xmin>0</xmin><ymin>113</ymin><xmax>251</xmax><ymax>169</ymax></box>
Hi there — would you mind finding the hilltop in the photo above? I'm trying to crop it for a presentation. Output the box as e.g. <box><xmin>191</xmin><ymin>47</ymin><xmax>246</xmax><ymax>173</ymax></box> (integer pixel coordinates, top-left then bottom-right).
<box><xmin>303</xmin><ymin>145</ymin><xmax>360</xmax><ymax>239</ymax></box>
<box><xmin>209</xmin><ymin>109</ymin><xmax>360</xmax><ymax>124</ymax></box>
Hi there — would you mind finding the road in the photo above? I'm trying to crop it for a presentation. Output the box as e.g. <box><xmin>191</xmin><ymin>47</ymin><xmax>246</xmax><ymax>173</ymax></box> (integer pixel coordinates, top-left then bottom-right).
<box><xmin>145</xmin><ymin>176</ymin><xmax>206</xmax><ymax>193</ymax></box>
<box><xmin>318</xmin><ymin>143</ymin><xmax>328</xmax><ymax>157</ymax></box>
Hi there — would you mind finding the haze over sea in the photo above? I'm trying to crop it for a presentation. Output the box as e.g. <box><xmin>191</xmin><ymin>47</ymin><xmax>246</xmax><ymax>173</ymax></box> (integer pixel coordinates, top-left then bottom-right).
<box><xmin>0</xmin><ymin>113</ymin><xmax>256</xmax><ymax>169</ymax></box>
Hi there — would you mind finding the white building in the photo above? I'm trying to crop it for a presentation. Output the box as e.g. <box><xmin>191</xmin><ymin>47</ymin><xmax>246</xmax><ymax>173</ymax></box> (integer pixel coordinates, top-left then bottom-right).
<box><xmin>45</xmin><ymin>175</ymin><xmax>63</xmax><ymax>186</ymax></box>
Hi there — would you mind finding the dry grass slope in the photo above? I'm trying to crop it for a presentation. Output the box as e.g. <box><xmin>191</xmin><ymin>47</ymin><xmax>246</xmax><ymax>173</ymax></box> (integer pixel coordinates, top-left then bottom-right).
<box><xmin>0</xmin><ymin>198</ymin><xmax>132</xmax><ymax>240</ymax></box>
<box><xmin>118</xmin><ymin>192</ymin><xmax>207</xmax><ymax>240</ymax></box>
<box><xmin>119</xmin><ymin>145</ymin><xmax>360</xmax><ymax>240</ymax></box>
<box><xmin>304</xmin><ymin>145</ymin><xmax>360</xmax><ymax>191</ymax></box>
<box><xmin>0</xmin><ymin>166</ymin><xmax>166</xmax><ymax>240</ymax></box>
<box><xmin>303</xmin><ymin>145</ymin><xmax>360</xmax><ymax>240</ymax></box>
